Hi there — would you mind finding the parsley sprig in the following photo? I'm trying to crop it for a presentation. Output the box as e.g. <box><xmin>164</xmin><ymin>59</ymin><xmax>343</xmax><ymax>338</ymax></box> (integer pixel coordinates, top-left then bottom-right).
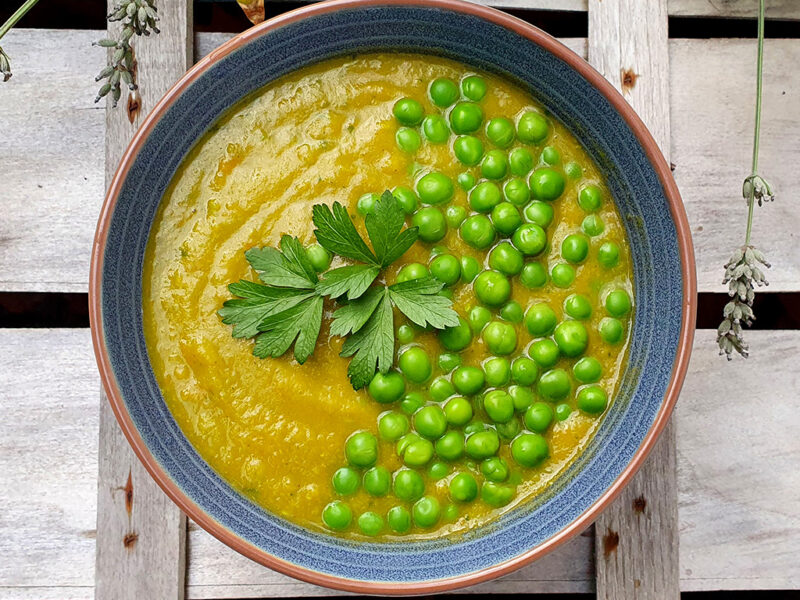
<box><xmin>220</xmin><ymin>191</ymin><xmax>459</xmax><ymax>389</ymax></box>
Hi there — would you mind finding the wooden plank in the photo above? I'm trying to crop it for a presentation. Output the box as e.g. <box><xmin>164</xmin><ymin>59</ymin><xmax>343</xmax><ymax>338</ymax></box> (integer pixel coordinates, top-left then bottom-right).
<box><xmin>2</xmin><ymin>31</ymin><xmax>798</xmax><ymax>293</ymax></box>
<box><xmin>1</xmin><ymin>329</ymin><xmax>797</xmax><ymax>597</ymax></box>
<box><xmin>94</xmin><ymin>1</ymin><xmax>192</xmax><ymax>599</ymax></box>
<box><xmin>589</xmin><ymin>1</ymin><xmax>680</xmax><ymax>598</ymax></box>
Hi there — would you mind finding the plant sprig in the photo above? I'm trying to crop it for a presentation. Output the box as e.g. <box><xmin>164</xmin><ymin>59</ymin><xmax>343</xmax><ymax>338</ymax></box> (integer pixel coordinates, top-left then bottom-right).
<box><xmin>220</xmin><ymin>191</ymin><xmax>460</xmax><ymax>389</ymax></box>
<box><xmin>717</xmin><ymin>0</ymin><xmax>774</xmax><ymax>360</ymax></box>
<box><xmin>0</xmin><ymin>0</ymin><xmax>41</xmax><ymax>82</ymax></box>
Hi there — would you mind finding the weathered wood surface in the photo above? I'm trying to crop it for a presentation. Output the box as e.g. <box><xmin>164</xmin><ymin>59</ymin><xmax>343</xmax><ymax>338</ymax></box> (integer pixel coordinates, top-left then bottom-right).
<box><xmin>589</xmin><ymin>0</ymin><xmax>680</xmax><ymax>598</ymax></box>
<box><xmin>94</xmin><ymin>1</ymin><xmax>192</xmax><ymax>599</ymax></box>
<box><xmin>1</xmin><ymin>329</ymin><xmax>797</xmax><ymax>598</ymax></box>
<box><xmin>1</xmin><ymin>30</ymin><xmax>798</xmax><ymax>293</ymax></box>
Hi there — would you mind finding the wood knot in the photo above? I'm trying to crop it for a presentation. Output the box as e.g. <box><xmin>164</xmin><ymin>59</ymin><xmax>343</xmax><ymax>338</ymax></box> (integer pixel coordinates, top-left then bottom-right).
<box><xmin>620</xmin><ymin>68</ymin><xmax>639</xmax><ymax>93</ymax></box>
<box><xmin>123</xmin><ymin>532</ymin><xmax>139</xmax><ymax>550</ymax></box>
<box><xmin>633</xmin><ymin>495</ymin><xmax>647</xmax><ymax>514</ymax></box>
<box><xmin>603</xmin><ymin>529</ymin><xmax>619</xmax><ymax>558</ymax></box>
<box><xmin>124</xmin><ymin>470</ymin><xmax>134</xmax><ymax>515</ymax></box>
<box><xmin>127</xmin><ymin>90</ymin><xmax>141</xmax><ymax>124</ymax></box>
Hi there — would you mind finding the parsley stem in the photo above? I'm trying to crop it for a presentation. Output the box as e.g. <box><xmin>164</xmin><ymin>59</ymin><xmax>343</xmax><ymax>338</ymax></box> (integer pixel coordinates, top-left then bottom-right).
<box><xmin>0</xmin><ymin>0</ymin><xmax>40</xmax><ymax>41</ymax></box>
<box><xmin>745</xmin><ymin>0</ymin><xmax>765</xmax><ymax>246</ymax></box>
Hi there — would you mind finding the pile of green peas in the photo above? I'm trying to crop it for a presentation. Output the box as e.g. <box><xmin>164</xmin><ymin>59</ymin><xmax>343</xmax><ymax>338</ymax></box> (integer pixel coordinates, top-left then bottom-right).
<box><xmin>320</xmin><ymin>73</ymin><xmax>633</xmax><ymax>537</ymax></box>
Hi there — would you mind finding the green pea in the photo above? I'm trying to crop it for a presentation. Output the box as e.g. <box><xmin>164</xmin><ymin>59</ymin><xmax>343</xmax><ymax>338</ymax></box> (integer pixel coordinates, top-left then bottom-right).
<box><xmin>469</xmin><ymin>181</ymin><xmax>502</xmax><ymax>213</ymax></box>
<box><xmin>402</xmin><ymin>436</ymin><xmax>435</xmax><ymax>466</ymax></box>
<box><xmin>438</xmin><ymin>352</ymin><xmax>462</xmax><ymax>373</ymax></box>
<box><xmin>465</xmin><ymin>429</ymin><xmax>500</xmax><ymax>459</ymax></box>
<box><xmin>430</xmin><ymin>254</ymin><xmax>461</xmax><ymax>286</ymax></box>
<box><xmin>500</xmin><ymin>300</ymin><xmax>524</xmax><ymax>323</ymax></box>
<box><xmin>417</xmin><ymin>172</ymin><xmax>454</xmax><ymax>205</ymax></box>
<box><xmin>554</xmin><ymin>320</ymin><xmax>589</xmax><ymax>358</ymax></box>
<box><xmin>332</xmin><ymin>466</ymin><xmax>360</xmax><ymax>495</ymax></box>
<box><xmin>430</xmin><ymin>377</ymin><xmax>456</xmax><ymax>402</ymax></box>
<box><xmin>572</xmin><ymin>358</ymin><xmax>602</xmax><ymax>384</ymax></box>
<box><xmin>457</xmin><ymin>172</ymin><xmax>476</xmax><ymax>191</ymax></box>
<box><xmin>564</xmin><ymin>161</ymin><xmax>582</xmax><ymax>179</ymax></box>
<box><xmin>582</xmin><ymin>214</ymin><xmax>605</xmax><ymax>237</ymax></box>
<box><xmin>444</xmin><ymin>396</ymin><xmax>473</xmax><ymax>426</ymax></box>
<box><xmin>481</xmin><ymin>149</ymin><xmax>508</xmax><ymax>180</ymax></box>
<box><xmin>443</xmin><ymin>207</ymin><xmax>466</xmax><ymax>231</ymax></box>
<box><xmin>480</xmin><ymin>457</ymin><xmax>509</xmax><ymax>482</ymax></box>
<box><xmin>508</xmin><ymin>385</ymin><xmax>534</xmax><ymax>413</ymax></box>
<box><xmin>489</xmin><ymin>242</ymin><xmax>524</xmax><ymax>275</ymax></box>
<box><xmin>529</xmin><ymin>168</ymin><xmax>565</xmax><ymax>201</ymax></box>
<box><xmin>413</xmin><ymin>495</ymin><xmax>441</xmax><ymax>528</ymax></box>
<box><xmin>449</xmin><ymin>102</ymin><xmax>483</xmax><ymax>134</ymax></box>
<box><xmin>393</xmin><ymin>468</ymin><xmax>425</xmax><ymax>502</ymax></box>
<box><xmin>453</xmin><ymin>135</ymin><xmax>484</xmax><ymax>166</ymax></box>
<box><xmin>414</xmin><ymin>405</ymin><xmax>448</xmax><ymax>439</ymax></box>
<box><xmin>345</xmin><ymin>431</ymin><xmax>378</xmax><ymax>467</ymax></box>
<box><xmin>537</xmin><ymin>369</ymin><xmax>571</xmax><ymax>401</ymax></box>
<box><xmin>396</xmin><ymin>262</ymin><xmax>428</xmax><ymax>283</ymax></box>
<box><xmin>550</xmin><ymin>263</ymin><xmax>576</xmax><ymax>288</ymax></box>
<box><xmin>578</xmin><ymin>184</ymin><xmax>603</xmax><ymax>212</ymax></box>
<box><xmin>519</xmin><ymin>262</ymin><xmax>547</xmax><ymax>289</ymax></box>
<box><xmin>429</xmin><ymin>77</ymin><xmax>459</xmax><ymax>107</ymax></box>
<box><xmin>460</xmin><ymin>256</ymin><xmax>481</xmax><ymax>283</ymax></box>
<box><xmin>491</xmin><ymin>202</ymin><xmax>523</xmax><ymax>235</ymax></box>
<box><xmin>562</xmin><ymin>233</ymin><xmax>590</xmax><ymax>264</ymax></box>
<box><xmin>483</xmin><ymin>357</ymin><xmax>511</xmax><ymax>387</ymax></box>
<box><xmin>435</xmin><ymin>430</ymin><xmax>465</xmax><ymax>461</ymax></box>
<box><xmin>396</xmin><ymin>127</ymin><xmax>422</xmax><ymax>153</ymax></box>
<box><xmin>421</xmin><ymin>114</ymin><xmax>450</xmax><ymax>144</ymax></box>
<box><xmin>461</xmin><ymin>75</ymin><xmax>487</xmax><ymax>101</ymax></box>
<box><xmin>605</xmin><ymin>289</ymin><xmax>632</xmax><ymax>317</ymax></box>
<box><xmin>393</xmin><ymin>97</ymin><xmax>424</xmax><ymax>126</ymax></box>
<box><xmin>439</xmin><ymin>317</ymin><xmax>473</xmax><ymax>352</ymax></box>
<box><xmin>482</xmin><ymin>116</ymin><xmax>514</xmax><ymax>148</ymax></box>
<box><xmin>541</xmin><ymin>145</ymin><xmax>561</xmax><ymax>165</ymax></box>
<box><xmin>516</xmin><ymin>111</ymin><xmax>549</xmax><ymax>144</ymax></box>
<box><xmin>499</xmin><ymin>180</ymin><xmax>528</xmax><ymax>209</ymax></box>
<box><xmin>322</xmin><ymin>500</ymin><xmax>352</xmax><ymax>530</ymax></box>
<box><xmin>524</xmin><ymin>402</ymin><xmax>553</xmax><ymax>433</ymax></box>
<box><xmin>363</xmin><ymin>466</ymin><xmax>391</xmax><ymax>496</ymax></box>
<box><xmin>357</xmin><ymin>192</ymin><xmax>379</xmax><ymax>216</ymax></box>
<box><xmin>397</xmin><ymin>324</ymin><xmax>415</xmax><ymax>345</ymax></box>
<box><xmin>509</xmin><ymin>147</ymin><xmax>534</xmax><ymax>176</ymax></box>
<box><xmin>482</xmin><ymin>320</ymin><xmax>517</xmax><ymax>355</ymax></box>
<box><xmin>524</xmin><ymin>303</ymin><xmax>557</xmax><ymax>337</ymax></box>
<box><xmin>599</xmin><ymin>317</ymin><xmax>624</xmax><ymax>344</ymax></box>
<box><xmin>511</xmin><ymin>357</ymin><xmax>538</xmax><ymax>386</ymax></box>
<box><xmin>368</xmin><ymin>371</ymin><xmax>406</xmax><ymax>403</ymax></box>
<box><xmin>378</xmin><ymin>411</ymin><xmax>410</xmax><ymax>441</ymax></box>
<box><xmin>392</xmin><ymin>186</ymin><xmax>418</xmax><ymax>214</ymax></box>
<box><xmin>463</xmin><ymin>421</ymin><xmax>485</xmax><ymax>435</ymax></box>
<box><xmin>565</xmin><ymin>294</ymin><xmax>592</xmax><ymax>320</ymax></box>
<box><xmin>483</xmin><ymin>389</ymin><xmax>514</xmax><ymax>423</ymax></box>
<box><xmin>511</xmin><ymin>432</ymin><xmax>549</xmax><ymax>467</ymax></box>
<box><xmin>468</xmin><ymin>305</ymin><xmax>492</xmax><ymax>334</ymax></box>
<box><xmin>473</xmin><ymin>270</ymin><xmax>511</xmax><ymax>307</ymax></box>
<box><xmin>597</xmin><ymin>242</ymin><xmax>620</xmax><ymax>268</ymax></box>
<box><xmin>523</xmin><ymin>200</ymin><xmax>554</xmax><ymax>228</ymax></box>
<box><xmin>481</xmin><ymin>481</ymin><xmax>515</xmax><ymax>507</ymax></box>
<box><xmin>400</xmin><ymin>392</ymin><xmax>426</xmax><ymax>415</ymax></box>
<box><xmin>555</xmin><ymin>402</ymin><xmax>572</xmax><ymax>421</ymax></box>
<box><xmin>577</xmin><ymin>385</ymin><xmax>608</xmax><ymax>415</ymax></box>
<box><xmin>460</xmin><ymin>215</ymin><xmax>495</xmax><ymax>249</ymax></box>
<box><xmin>449</xmin><ymin>472</ymin><xmax>478</xmax><ymax>502</ymax></box>
<box><xmin>497</xmin><ymin>416</ymin><xmax>521</xmax><ymax>439</ymax></box>
<box><xmin>511</xmin><ymin>223</ymin><xmax>547</xmax><ymax>256</ymax></box>
<box><xmin>387</xmin><ymin>505</ymin><xmax>412</xmax><ymax>533</ymax></box>
<box><xmin>452</xmin><ymin>366</ymin><xmax>485</xmax><ymax>396</ymax></box>
<box><xmin>399</xmin><ymin>346</ymin><xmax>432</xmax><ymax>383</ymax></box>
<box><xmin>412</xmin><ymin>207</ymin><xmax>447</xmax><ymax>242</ymax></box>
<box><xmin>529</xmin><ymin>338</ymin><xmax>560</xmax><ymax>368</ymax></box>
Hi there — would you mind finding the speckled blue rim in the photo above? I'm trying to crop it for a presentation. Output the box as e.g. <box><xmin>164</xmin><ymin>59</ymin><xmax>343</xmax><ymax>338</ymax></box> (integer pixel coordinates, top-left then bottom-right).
<box><xmin>90</xmin><ymin>0</ymin><xmax>696</xmax><ymax>593</ymax></box>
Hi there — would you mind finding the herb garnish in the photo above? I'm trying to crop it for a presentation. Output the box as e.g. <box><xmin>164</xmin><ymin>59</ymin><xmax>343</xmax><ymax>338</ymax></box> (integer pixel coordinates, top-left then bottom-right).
<box><xmin>220</xmin><ymin>191</ymin><xmax>460</xmax><ymax>389</ymax></box>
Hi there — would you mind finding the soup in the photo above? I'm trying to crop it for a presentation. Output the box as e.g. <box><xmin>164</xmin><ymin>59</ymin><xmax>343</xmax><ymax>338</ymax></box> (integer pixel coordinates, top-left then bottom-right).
<box><xmin>143</xmin><ymin>53</ymin><xmax>633</xmax><ymax>540</ymax></box>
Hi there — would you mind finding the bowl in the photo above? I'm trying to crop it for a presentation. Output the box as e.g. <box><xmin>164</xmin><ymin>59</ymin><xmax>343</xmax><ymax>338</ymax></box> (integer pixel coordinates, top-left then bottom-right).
<box><xmin>89</xmin><ymin>0</ymin><xmax>696</xmax><ymax>593</ymax></box>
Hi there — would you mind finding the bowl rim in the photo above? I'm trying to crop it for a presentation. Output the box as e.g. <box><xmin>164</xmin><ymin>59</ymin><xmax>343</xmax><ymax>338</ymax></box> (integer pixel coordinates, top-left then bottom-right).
<box><xmin>89</xmin><ymin>0</ymin><xmax>697</xmax><ymax>593</ymax></box>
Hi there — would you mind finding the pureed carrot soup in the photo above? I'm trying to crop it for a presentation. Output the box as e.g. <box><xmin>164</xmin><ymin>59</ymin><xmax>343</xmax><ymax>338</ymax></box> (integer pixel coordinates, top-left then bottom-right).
<box><xmin>143</xmin><ymin>53</ymin><xmax>634</xmax><ymax>540</ymax></box>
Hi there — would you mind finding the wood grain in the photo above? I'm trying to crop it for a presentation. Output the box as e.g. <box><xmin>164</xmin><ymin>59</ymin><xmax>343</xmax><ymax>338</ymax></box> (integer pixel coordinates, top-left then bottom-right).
<box><xmin>589</xmin><ymin>0</ymin><xmax>680</xmax><ymax>598</ymax></box>
<box><xmin>94</xmin><ymin>1</ymin><xmax>192</xmax><ymax>599</ymax></box>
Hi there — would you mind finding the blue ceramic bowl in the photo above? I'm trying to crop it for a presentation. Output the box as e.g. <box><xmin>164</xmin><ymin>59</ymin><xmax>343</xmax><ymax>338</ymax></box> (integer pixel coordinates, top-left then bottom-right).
<box><xmin>90</xmin><ymin>0</ymin><xmax>696</xmax><ymax>592</ymax></box>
